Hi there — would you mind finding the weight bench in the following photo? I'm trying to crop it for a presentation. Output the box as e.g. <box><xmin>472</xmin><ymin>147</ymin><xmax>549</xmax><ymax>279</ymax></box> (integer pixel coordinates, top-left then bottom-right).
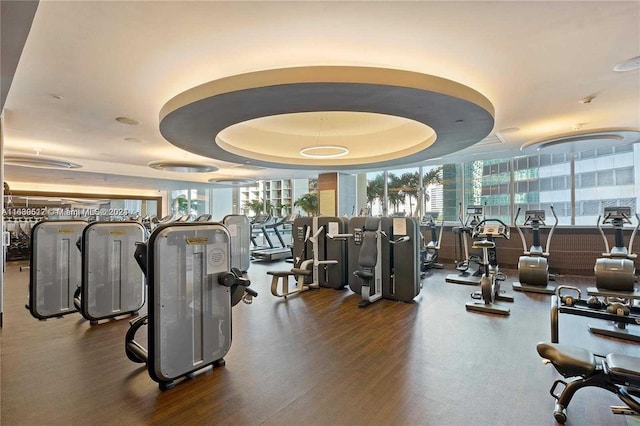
<box><xmin>537</xmin><ymin>342</ymin><xmax>640</xmax><ymax>424</ymax></box>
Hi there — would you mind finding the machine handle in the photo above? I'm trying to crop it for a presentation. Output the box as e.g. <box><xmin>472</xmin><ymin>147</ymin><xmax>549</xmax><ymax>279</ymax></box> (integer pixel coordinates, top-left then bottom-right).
<box><xmin>596</xmin><ymin>214</ymin><xmax>610</xmax><ymax>254</ymax></box>
<box><xmin>629</xmin><ymin>213</ymin><xmax>640</xmax><ymax>258</ymax></box>
<box><xmin>545</xmin><ymin>205</ymin><xmax>558</xmax><ymax>255</ymax></box>
<box><xmin>514</xmin><ymin>207</ymin><xmax>528</xmax><ymax>253</ymax></box>
<box><xmin>389</xmin><ymin>235</ymin><xmax>410</xmax><ymax>244</ymax></box>
<box><xmin>327</xmin><ymin>232</ymin><xmax>353</xmax><ymax>240</ymax></box>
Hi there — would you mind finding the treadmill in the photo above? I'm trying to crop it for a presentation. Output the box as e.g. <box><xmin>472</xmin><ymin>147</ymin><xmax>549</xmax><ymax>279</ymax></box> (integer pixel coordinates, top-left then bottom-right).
<box><xmin>252</xmin><ymin>215</ymin><xmax>293</xmax><ymax>261</ymax></box>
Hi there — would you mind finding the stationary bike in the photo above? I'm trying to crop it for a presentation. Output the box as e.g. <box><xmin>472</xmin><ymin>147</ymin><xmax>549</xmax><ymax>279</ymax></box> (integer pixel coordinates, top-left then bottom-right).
<box><xmin>465</xmin><ymin>219</ymin><xmax>513</xmax><ymax>315</ymax></box>
<box><xmin>512</xmin><ymin>206</ymin><xmax>558</xmax><ymax>294</ymax></box>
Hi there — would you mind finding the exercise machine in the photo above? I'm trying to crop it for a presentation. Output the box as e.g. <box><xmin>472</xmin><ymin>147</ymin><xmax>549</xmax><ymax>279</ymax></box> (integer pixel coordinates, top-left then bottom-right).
<box><xmin>27</xmin><ymin>220</ymin><xmax>86</xmax><ymax>320</ymax></box>
<box><xmin>345</xmin><ymin>216</ymin><xmax>421</xmax><ymax>308</ymax></box>
<box><xmin>252</xmin><ymin>215</ymin><xmax>295</xmax><ymax>262</ymax></box>
<box><xmin>249</xmin><ymin>213</ymin><xmax>273</xmax><ymax>251</ymax></box>
<box><xmin>125</xmin><ymin>222</ymin><xmax>258</xmax><ymax>390</ymax></box>
<box><xmin>551</xmin><ymin>285</ymin><xmax>640</xmax><ymax>343</ymax></box>
<box><xmin>73</xmin><ymin>221</ymin><xmax>146</xmax><ymax>324</ymax></box>
<box><xmin>465</xmin><ymin>219</ymin><xmax>512</xmax><ymax>315</ymax></box>
<box><xmin>351</xmin><ymin>217</ymin><xmax>384</xmax><ymax>307</ymax></box>
<box><xmin>585</xmin><ymin>207</ymin><xmax>640</xmax><ymax>340</ymax></box>
<box><xmin>594</xmin><ymin>206</ymin><xmax>638</xmax><ymax>291</ymax></box>
<box><xmin>512</xmin><ymin>206</ymin><xmax>558</xmax><ymax>294</ymax></box>
<box><xmin>269</xmin><ymin>216</ymin><xmax>347</xmax><ymax>298</ymax></box>
<box><xmin>537</xmin><ymin>342</ymin><xmax>640</xmax><ymax>424</ymax></box>
<box><xmin>419</xmin><ymin>212</ymin><xmax>444</xmax><ymax>272</ymax></box>
<box><xmin>223</xmin><ymin>214</ymin><xmax>251</xmax><ymax>272</ymax></box>
<box><xmin>446</xmin><ymin>204</ymin><xmax>484</xmax><ymax>285</ymax></box>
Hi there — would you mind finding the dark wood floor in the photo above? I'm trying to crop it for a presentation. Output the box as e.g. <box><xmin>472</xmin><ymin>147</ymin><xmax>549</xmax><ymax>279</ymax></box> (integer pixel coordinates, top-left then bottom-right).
<box><xmin>1</xmin><ymin>260</ymin><xmax>638</xmax><ymax>425</ymax></box>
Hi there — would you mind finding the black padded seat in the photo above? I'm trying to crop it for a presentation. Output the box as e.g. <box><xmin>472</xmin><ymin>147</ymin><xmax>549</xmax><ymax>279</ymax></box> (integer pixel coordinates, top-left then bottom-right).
<box><xmin>354</xmin><ymin>270</ymin><xmax>374</xmax><ymax>280</ymax></box>
<box><xmin>291</xmin><ymin>268</ymin><xmax>312</xmax><ymax>276</ymax></box>
<box><xmin>606</xmin><ymin>353</ymin><xmax>640</xmax><ymax>386</ymax></box>
<box><xmin>537</xmin><ymin>343</ymin><xmax>596</xmax><ymax>378</ymax></box>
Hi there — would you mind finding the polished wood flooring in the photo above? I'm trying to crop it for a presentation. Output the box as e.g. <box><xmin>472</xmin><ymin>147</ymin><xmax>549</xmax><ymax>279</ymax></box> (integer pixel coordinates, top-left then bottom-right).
<box><xmin>2</xmin><ymin>260</ymin><xmax>638</xmax><ymax>425</ymax></box>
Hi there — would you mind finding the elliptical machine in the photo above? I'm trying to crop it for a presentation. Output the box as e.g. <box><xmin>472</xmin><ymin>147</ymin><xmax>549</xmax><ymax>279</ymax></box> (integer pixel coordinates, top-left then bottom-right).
<box><xmin>420</xmin><ymin>212</ymin><xmax>444</xmax><ymax>272</ymax></box>
<box><xmin>465</xmin><ymin>219</ymin><xmax>512</xmax><ymax>315</ymax></box>
<box><xmin>593</xmin><ymin>206</ymin><xmax>638</xmax><ymax>291</ymax></box>
<box><xmin>512</xmin><ymin>206</ymin><xmax>558</xmax><ymax>294</ymax></box>
<box><xmin>446</xmin><ymin>204</ymin><xmax>484</xmax><ymax>285</ymax></box>
<box><xmin>584</xmin><ymin>206</ymin><xmax>640</xmax><ymax>340</ymax></box>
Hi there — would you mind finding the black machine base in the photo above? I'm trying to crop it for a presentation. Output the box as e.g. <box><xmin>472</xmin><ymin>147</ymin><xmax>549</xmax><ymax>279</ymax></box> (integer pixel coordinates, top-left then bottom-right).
<box><xmin>588</xmin><ymin>324</ymin><xmax>640</xmax><ymax>342</ymax></box>
<box><xmin>512</xmin><ymin>281</ymin><xmax>556</xmax><ymax>295</ymax></box>
<box><xmin>465</xmin><ymin>301</ymin><xmax>510</xmax><ymax>315</ymax></box>
<box><xmin>446</xmin><ymin>273</ymin><xmax>481</xmax><ymax>286</ymax></box>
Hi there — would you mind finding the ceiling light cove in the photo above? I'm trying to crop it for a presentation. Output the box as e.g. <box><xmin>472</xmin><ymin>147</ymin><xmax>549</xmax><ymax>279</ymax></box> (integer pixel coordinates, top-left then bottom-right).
<box><xmin>216</xmin><ymin>111</ymin><xmax>436</xmax><ymax>166</ymax></box>
<box><xmin>159</xmin><ymin>66</ymin><xmax>495</xmax><ymax>170</ymax></box>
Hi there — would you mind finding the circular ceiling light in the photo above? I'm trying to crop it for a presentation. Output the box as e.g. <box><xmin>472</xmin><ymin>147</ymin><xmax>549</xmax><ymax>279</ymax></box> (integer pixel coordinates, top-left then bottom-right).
<box><xmin>521</xmin><ymin>128</ymin><xmax>640</xmax><ymax>154</ymax></box>
<box><xmin>299</xmin><ymin>145</ymin><xmax>349</xmax><ymax>159</ymax></box>
<box><xmin>614</xmin><ymin>56</ymin><xmax>640</xmax><ymax>72</ymax></box>
<box><xmin>208</xmin><ymin>178</ymin><xmax>257</xmax><ymax>186</ymax></box>
<box><xmin>116</xmin><ymin>116</ymin><xmax>139</xmax><ymax>125</ymax></box>
<box><xmin>4</xmin><ymin>155</ymin><xmax>82</xmax><ymax>169</ymax></box>
<box><xmin>159</xmin><ymin>66</ymin><xmax>494</xmax><ymax>170</ymax></box>
<box><xmin>147</xmin><ymin>161</ymin><xmax>218</xmax><ymax>173</ymax></box>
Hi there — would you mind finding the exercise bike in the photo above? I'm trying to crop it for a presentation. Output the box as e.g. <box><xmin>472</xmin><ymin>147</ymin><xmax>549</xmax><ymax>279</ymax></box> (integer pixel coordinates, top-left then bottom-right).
<box><xmin>537</xmin><ymin>342</ymin><xmax>640</xmax><ymax>424</ymax></box>
<box><xmin>446</xmin><ymin>204</ymin><xmax>484</xmax><ymax>285</ymax></box>
<box><xmin>512</xmin><ymin>206</ymin><xmax>558</xmax><ymax>294</ymax></box>
<box><xmin>465</xmin><ymin>219</ymin><xmax>513</xmax><ymax>315</ymax></box>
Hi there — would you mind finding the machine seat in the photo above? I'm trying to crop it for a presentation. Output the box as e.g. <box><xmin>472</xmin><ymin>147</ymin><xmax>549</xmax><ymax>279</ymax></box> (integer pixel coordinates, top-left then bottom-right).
<box><xmin>291</xmin><ymin>268</ymin><xmax>312</xmax><ymax>276</ymax></box>
<box><xmin>537</xmin><ymin>343</ymin><xmax>596</xmax><ymax>378</ymax></box>
<box><xmin>606</xmin><ymin>353</ymin><xmax>640</xmax><ymax>387</ymax></box>
<box><xmin>354</xmin><ymin>270</ymin><xmax>374</xmax><ymax>280</ymax></box>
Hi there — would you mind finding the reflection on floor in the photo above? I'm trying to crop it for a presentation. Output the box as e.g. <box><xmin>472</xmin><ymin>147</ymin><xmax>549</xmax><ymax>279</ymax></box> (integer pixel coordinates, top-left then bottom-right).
<box><xmin>2</xmin><ymin>260</ymin><xmax>637</xmax><ymax>425</ymax></box>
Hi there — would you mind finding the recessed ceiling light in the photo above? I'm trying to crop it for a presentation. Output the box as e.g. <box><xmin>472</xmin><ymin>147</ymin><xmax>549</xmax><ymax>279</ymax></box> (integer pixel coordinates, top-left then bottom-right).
<box><xmin>299</xmin><ymin>145</ymin><xmax>349</xmax><ymax>159</ymax></box>
<box><xmin>521</xmin><ymin>128</ymin><xmax>640</xmax><ymax>154</ymax></box>
<box><xmin>147</xmin><ymin>161</ymin><xmax>218</xmax><ymax>173</ymax></box>
<box><xmin>579</xmin><ymin>96</ymin><xmax>595</xmax><ymax>104</ymax></box>
<box><xmin>116</xmin><ymin>116</ymin><xmax>139</xmax><ymax>125</ymax></box>
<box><xmin>208</xmin><ymin>178</ymin><xmax>257</xmax><ymax>186</ymax></box>
<box><xmin>4</xmin><ymin>155</ymin><xmax>82</xmax><ymax>169</ymax></box>
<box><xmin>124</xmin><ymin>137</ymin><xmax>142</xmax><ymax>143</ymax></box>
<box><xmin>49</xmin><ymin>94</ymin><xmax>63</xmax><ymax>100</ymax></box>
<box><xmin>614</xmin><ymin>56</ymin><xmax>640</xmax><ymax>72</ymax></box>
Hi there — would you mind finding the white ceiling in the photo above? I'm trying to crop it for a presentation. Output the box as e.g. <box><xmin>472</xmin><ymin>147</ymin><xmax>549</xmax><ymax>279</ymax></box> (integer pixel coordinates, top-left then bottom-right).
<box><xmin>3</xmin><ymin>1</ymin><xmax>639</xmax><ymax>193</ymax></box>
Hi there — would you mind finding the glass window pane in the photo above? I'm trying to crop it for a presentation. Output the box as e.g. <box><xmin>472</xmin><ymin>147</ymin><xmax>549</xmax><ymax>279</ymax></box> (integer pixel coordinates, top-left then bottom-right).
<box><xmin>616</xmin><ymin>167</ymin><xmax>634</xmax><ymax>185</ymax></box>
<box><xmin>575</xmin><ymin>145</ymin><xmax>637</xmax><ymax>225</ymax></box>
<box><xmin>597</xmin><ymin>170</ymin><xmax>614</xmax><ymax>186</ymax></box>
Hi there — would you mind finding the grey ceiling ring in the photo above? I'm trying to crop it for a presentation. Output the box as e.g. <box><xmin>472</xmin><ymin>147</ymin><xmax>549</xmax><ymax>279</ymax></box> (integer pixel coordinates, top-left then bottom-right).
<box><xmin>159</xmin><ymin>66</ymin><xmax>495</xmax><ymax>170</ymax></box>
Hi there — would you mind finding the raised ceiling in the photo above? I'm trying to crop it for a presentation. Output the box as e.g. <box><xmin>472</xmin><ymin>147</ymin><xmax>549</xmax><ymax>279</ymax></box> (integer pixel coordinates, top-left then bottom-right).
<box><xmin>3</xmin><ymin>1</ymin><xmax>639</xmax><ymax>192</ymax></box>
